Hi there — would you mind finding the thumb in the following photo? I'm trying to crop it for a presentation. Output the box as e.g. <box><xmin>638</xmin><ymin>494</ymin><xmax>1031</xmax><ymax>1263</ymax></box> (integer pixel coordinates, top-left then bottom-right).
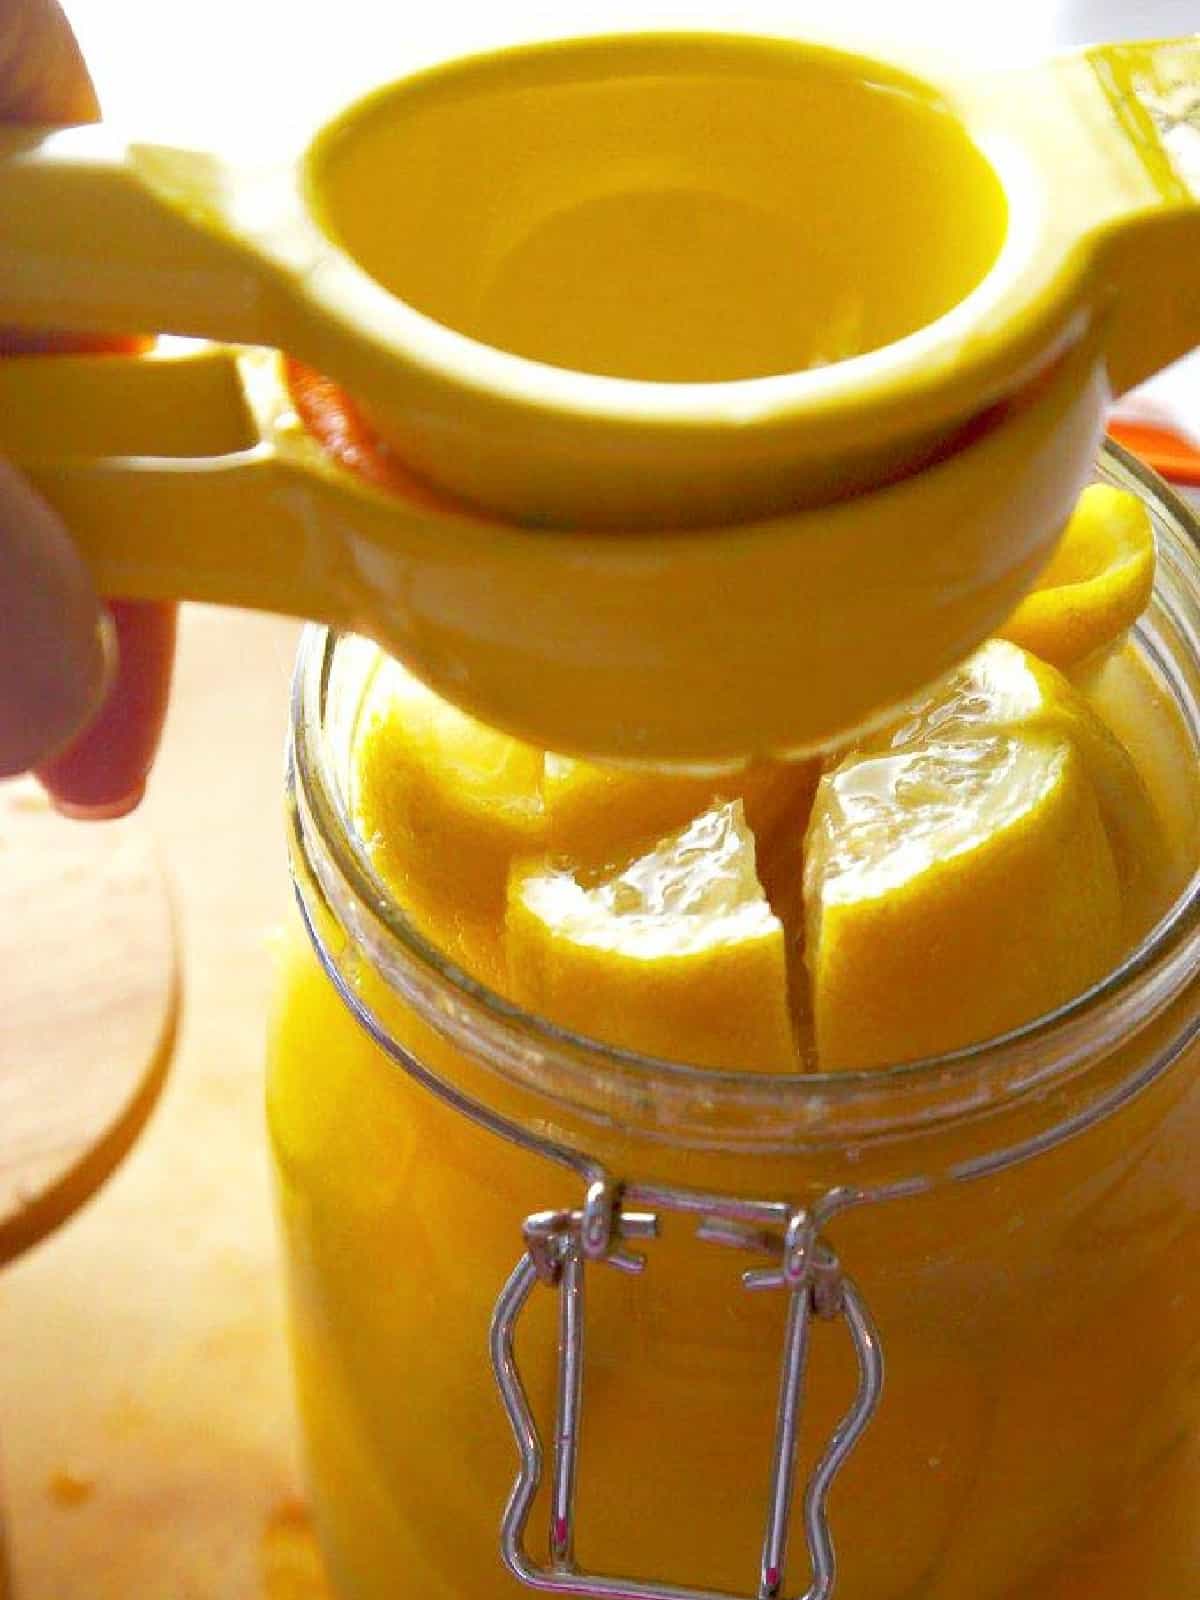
<box><xmin>0</xmin><ymin>0</ymin><xmax>111</xmax><ymax>776</ymax></box>
<box><xmin>0</xmin><ymin>0</ymin><xmax>100</xmax><ymax>123</ymax></box>
<box><xmin>0</xmin><ymin>458</ymin><xmax>113</xmax><ymax>777</ymax></box>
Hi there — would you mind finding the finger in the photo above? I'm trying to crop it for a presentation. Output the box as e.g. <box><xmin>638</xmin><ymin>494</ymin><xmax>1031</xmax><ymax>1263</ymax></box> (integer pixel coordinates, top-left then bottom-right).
<box><xmin>37</xmin><ymin>600</ymin><xmax>178</xmax><ymax>819</ymax></box>
<box><xmin>0</xmin><ymin>0</ymin><xmax>99</xmax><ymax>122</ymax></box>
<box><xmin>0</xmin><ymin>458</ymin><xmax>113</xmax><ymax>776</ymax></box>
<box><xmin>0</xmin><ymin>0</ymin><xmax>136</xmax><ymax>362</ymax></box>
<box><xmin>1</xmin><ymin>0</ymin><xmax>179</xmax><ymax>813</ymax></box>
<box><xmin>0</xmin><ymin>2</ymin><xmax>114</xmax><ymax>776</ymax></box>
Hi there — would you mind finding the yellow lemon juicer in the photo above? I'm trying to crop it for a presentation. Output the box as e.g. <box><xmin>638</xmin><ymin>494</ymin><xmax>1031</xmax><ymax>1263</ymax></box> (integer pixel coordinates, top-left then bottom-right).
<box><xmin>0</xmin><ymin>31</ymin><xmax>1197</xmax><ymax>766</ymax></box>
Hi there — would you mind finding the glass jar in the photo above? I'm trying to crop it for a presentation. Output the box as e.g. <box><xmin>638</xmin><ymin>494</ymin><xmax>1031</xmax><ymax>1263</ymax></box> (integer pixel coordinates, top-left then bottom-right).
<box><xmin>268</xmin><ymin>445</ymin><xmax>1200</xmax><ymax>1600</ymax></box>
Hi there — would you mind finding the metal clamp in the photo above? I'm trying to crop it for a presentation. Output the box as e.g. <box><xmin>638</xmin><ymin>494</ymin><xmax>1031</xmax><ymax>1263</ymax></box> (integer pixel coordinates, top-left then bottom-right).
<box><xmin>490</xmin><ymin>1178</ymin><xmax>883</xmax><ymax>1600</ymax></box>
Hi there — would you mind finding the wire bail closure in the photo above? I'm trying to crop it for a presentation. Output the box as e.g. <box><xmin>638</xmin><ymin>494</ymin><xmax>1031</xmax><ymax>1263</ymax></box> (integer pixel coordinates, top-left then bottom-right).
<box><xmin>490</xmin><ymin>1177</ymin><xmax>884</xmax><ymax>1600</ymax></box>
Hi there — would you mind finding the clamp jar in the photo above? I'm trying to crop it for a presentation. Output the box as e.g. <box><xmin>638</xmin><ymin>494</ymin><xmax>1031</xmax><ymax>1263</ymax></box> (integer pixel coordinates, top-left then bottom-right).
<box><xmin>269</xmin><ymin>445</ymin><xmax>1200</xmax><ymax>1600</ymax></box>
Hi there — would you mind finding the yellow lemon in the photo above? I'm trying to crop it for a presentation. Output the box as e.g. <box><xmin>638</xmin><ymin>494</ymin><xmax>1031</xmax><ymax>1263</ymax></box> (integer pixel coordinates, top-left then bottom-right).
<box><xmin>506</xmin><ymin>801</ymin><xmax>798</xmax><ymax>1070</ymax></box>
<box><xmin>881</xmin><ymin>638</ymin><xmax>1166</xmax><ymax>932</ymax></box>
<box><xmin>352</xmin><ymin>659</ymin><xmax>545</xmax><ymax>978</ymax></box>
<box><xmin>802</xmin><ymin>638</ymin><xmax>1167</xmax><ymax>1072</ymax></box>
<box><xmin>997</xmin><ymin>484</ymin><xmax>1155</xmax><ymax>668</ymax></box>
<box><xmin>804</xmin><ymin>734</ymin><xmax>1123</xmax><ymax>1071</ymax></box>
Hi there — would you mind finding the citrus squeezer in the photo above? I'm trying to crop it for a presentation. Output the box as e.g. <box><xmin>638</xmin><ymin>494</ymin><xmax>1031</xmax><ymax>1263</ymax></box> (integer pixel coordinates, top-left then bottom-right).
<box><xmin>0</xmin><ymin>31</ymin><xmax>1197</xmax><ymax>764</ymax></box>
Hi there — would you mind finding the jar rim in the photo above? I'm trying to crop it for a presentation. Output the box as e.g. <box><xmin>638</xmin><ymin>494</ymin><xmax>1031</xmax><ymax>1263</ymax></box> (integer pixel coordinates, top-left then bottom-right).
<box><xmin>287</xmin><ymin>441</ymin><xmax>1200</xmax><ymax>1156</ymax></box>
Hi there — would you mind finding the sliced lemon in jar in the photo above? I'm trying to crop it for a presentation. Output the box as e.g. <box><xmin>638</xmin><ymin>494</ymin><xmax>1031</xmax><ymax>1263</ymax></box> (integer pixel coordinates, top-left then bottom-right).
<box><xmin>880</xmin><ymin>638</ymin><xmax>1166</xmax><ymax>933</ymax></box>
<box><xmin>506</xmin><ymin>801</ymin><xmax>798</xmax><ymax>1071</ymax></box>
<box><xmin>353</xmin><ymin>660</ymin><xmax>545</xmax><ymax>977</ymax></box>
<box><xmin>802</xmin><ymin>637</ymin><xmax>1170</xmax><ymax>1073</ymax></box>
<box><xmin>354</xmin><ymin>658</ymin><xmax>819</xmax><ymax>938</ymax></box>
<box><xmin>997</xmin><ymin>484</ymin><xmax>1155</xmax><ymax>668</ymax></box>
<box><xmin>804</xmin><ymin>734</ymin><xmax>1123</xmax><ymax>1072</ymax></box>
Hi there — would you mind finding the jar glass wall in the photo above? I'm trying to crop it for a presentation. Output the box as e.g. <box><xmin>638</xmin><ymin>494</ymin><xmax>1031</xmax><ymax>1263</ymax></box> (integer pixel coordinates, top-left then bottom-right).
<box><xmin>268</xmin><ymin>446</ymin><xmax>1200</xmax><ymax>1600</ymax></box>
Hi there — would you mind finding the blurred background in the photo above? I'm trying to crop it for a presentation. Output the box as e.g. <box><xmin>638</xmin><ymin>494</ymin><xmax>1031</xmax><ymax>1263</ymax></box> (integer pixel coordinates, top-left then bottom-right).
<box><xmin>63</xmin><ymin>0</ymin><xmax>1200</xmax><ymax>145</ymax></box>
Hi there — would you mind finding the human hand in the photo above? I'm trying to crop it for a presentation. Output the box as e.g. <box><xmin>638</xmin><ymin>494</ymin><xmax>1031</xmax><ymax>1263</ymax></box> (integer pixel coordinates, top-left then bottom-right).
<box><xmin>0</xmin><ymin>0</ymin><xmax>176</xmax><ymax>817</ymax></box>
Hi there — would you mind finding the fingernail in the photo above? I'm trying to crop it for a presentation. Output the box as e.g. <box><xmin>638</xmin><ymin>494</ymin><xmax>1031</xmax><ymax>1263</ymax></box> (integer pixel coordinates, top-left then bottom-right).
<box><xmin>49</xmin><ymin>779</ymin><xmax>147</xmax><ymax>823</ymax></box>
<box><xmin>36</xmin><ymin>600</ymin><xmax>177</xmax><ymax>819</ymax></box>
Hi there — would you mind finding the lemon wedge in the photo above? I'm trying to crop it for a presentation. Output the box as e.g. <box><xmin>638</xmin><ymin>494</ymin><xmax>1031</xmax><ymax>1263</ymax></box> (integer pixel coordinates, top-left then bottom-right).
<box><xmin>507</xmin><ymin>801</ymin><xmax>798</xmax><ymax>1070</ymax></box>
<box><xmin>805</xmin><ymin>736</ymin><xmax>1122</xmax><ymax>1071</ymax></box>
<box><xmin>802</xmin><ymin>638</ymin><xmax>1163</xmax><ymax>1071</ymax></box>
<box><xmin>882</xmin><ymin>639</ymin><xmax>1166</xmax><ymax>930</ymax></box>
<box><xmin>352</xmin><ymin>660</ymin><xmax>545</xmax><ymax>977</ymax></box>
<box><xmin>997</xmin><ymin>484</ymin><xmax>1155</xmax><ymax>668</ymax></box>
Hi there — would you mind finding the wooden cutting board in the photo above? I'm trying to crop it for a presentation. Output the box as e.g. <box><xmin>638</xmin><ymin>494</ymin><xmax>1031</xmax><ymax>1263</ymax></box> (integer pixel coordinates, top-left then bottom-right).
<box><xmin>0</xmin><ymin>779</ymin><xmax>177</xmax><ymax>1266</ymax></box>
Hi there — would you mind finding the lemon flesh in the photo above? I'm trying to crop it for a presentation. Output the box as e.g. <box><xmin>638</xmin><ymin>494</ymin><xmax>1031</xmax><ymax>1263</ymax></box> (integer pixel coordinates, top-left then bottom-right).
<box><xmin>1073</xmin><ymin>642</ymin><xmax>1200</xmax><ymax>902</ymax></box>
<box><xmin>805</xmin><ymin>735</ymin><xmax>1122</xmax><ymax>1072</ymax></box>
<box><xmin>879</xmin><ymin>639</ymin><xmax>1166</xmax><ymax>939</ymax></box>
<box><xmin>507</xmin><ymin>802</ymin><xmax>798</xmax><ymax>1071</ymax></box>
<box><xmin>803</xmin><ymin>638</ymin><xmax>1166</xmax><ymax>1072</ymax></box>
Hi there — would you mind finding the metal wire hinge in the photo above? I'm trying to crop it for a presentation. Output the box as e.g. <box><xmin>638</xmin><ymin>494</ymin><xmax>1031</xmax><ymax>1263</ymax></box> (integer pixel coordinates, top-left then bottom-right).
<box><xmin>490</xmin><ymin>1178</ymin><xmax>884</xmax><ymax>1600</ymax></box>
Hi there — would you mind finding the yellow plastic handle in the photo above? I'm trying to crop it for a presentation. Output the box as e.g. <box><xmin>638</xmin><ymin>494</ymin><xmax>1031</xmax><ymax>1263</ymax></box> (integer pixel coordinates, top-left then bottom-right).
<box><xmin>0</xmin><ymin>126</ymin><xmax>277</xmax><ymax>343</ymax></box>
<box><xmin>942</xmin><ymin>36</ymin><xmax>1200</xmax><ymax>406</ymax></box>
<box><xmin>1078</xmin><ymin>36</ymin><xmax>1200</xmax><ymax>393</ymax></box>
<box><xmin>0</xmin><ymin>346</ymin><xmax>342</xmax><ymax>620</ymax></box>
<box><xmin>0</xmin><ymin>341</ymin><xmax>257</xmax><ymax>459</ymax></box>
<box><xmin>0</xmin><ymin>346</ymin><xmax>442</xmax><ymax>638</ymax></box>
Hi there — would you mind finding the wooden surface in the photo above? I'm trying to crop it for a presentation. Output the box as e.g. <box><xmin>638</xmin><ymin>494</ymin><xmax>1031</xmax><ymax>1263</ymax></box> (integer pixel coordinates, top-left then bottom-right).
<box><xmin>0</xmin><ymin>607</ymin><xmax>330</xmax><ymax>1600</ymax></box>
<box><xmin>0</xmin><ymin>781</ymin><xmax>177</xmax><ymax>1266</ymax></box>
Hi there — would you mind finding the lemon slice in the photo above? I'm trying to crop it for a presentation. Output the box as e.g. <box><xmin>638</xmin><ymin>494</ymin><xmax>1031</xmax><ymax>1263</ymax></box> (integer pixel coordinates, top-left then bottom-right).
<box><xmin>353</xmin><ymin>660</ymin><xmax>545</xmax><ymax>977</ymax></box>
<box><xmin>803</xmin><ymin>638</ymin><xmax>1165</xmax><ymax>1072</ymax></box>
<box><xmin>997</xmin><ymin>484</ymin><xmax>1155</xmax><ymax>668</ymax></box>
<box><xmin>804</xmin><ymin>734</ymin><xmax>1123</xmax><ymax>1071</ymax></box>
<box><xmin>507</xmin><ymin>801</ymin><xmax>798</xmax><ymax>1070</ymax></box>
<box><xmin>881</xmin><ymin>638</ymin><xmax>1166</xmax><ymax>932</ymax></box>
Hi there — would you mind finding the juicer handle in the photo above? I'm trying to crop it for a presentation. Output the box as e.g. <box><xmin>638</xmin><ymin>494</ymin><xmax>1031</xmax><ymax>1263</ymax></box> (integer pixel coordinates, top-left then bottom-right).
<box><xmin>22</xmin><ymin>446</ymin><xmax>355</xmax><ymax>623</ymax></box>
<box><xmin>0</xmin><ymin>344</ymin><xmax>433</xmax><ymax>638</ymax></box>
<box><xmin>0</xmin><ymin>125</ymin><xmax>284</xmax><ymax>345</ymax></box>
<box><xmin>1074</xmin><ymin>36</ymin><xmax>1200</xmax><ymax>393</ymax></box>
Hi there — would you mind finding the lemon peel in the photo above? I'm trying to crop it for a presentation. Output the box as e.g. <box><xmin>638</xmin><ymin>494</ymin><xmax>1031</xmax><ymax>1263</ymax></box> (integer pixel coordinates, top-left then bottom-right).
<box><xmin>998</xmin><ymin>484</ymin><xmax>1155</xmax><ymax>668</ymax></box>
<box><xmin>507</xmin><ymin>801</ymin><xmax>798</xmax><ymax>1071</ymax></box>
